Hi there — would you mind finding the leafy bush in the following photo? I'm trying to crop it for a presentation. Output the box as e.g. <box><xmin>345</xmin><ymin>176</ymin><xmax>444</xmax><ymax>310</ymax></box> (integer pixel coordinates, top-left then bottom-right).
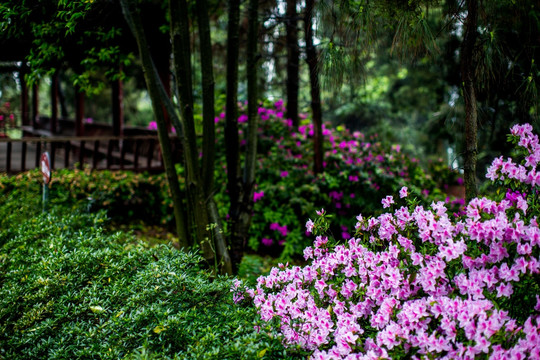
<box><xmin>0</xmin><ymin>210</ymin><xmax>292</xmax><ymax>359</ymax></box>
<box><xmin>234</xmin><ymin>123</ymin><xmax>540</xmax><ymax>359</ymax></box>
<box><xmin>0</xmin><ymin>172</ymin><xmax>43</xmax><ymax>238</ymax></box>
<box><xmin>0</xmin><ymin>169</ymin><xmax>173</xmax><ymax>228</ymax></box>
<box><xmin>214</xmin><ymin>100</ymin><xmax>464</xmax><ymax>260</ymax></box>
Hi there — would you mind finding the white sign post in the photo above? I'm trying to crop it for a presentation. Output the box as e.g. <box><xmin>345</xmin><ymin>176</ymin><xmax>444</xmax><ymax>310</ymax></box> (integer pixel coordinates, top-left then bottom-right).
<box><xmin>40</xmin><ymin>152</ymin><xmax>51</xmax><ymax>212</ymax></box>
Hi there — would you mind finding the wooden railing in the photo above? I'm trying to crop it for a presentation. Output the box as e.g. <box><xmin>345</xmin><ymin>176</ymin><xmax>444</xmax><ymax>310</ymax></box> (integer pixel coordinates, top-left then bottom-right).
<box><xmin>0</xmin><ymin>135</ymin><xmax>182</xmax><ymax>174</ymax></box>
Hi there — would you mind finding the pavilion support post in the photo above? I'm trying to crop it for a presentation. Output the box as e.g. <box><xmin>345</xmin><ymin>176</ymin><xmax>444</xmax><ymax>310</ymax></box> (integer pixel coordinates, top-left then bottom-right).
<box><xmin>75</xmin><ymin>87</ymin><xmax>85</xmax><ymax>136</ymax></box>
<box><xmin>32</xmin><ymin>83</ymin><xmax>39</xmax><ymax>129</ymax></box>
<box><xmin>157</xmin><ymin>57</ymin><xmax>171</xmax><ymax>132</ymax></box>
<box><xmin>19</xmin><ymin>68</ymin><xmax>30</xmax><ymax>127</ymax></box>
<box><xmin>50</xmin><ymin>72</ymin><xmax>59</xmax><ymax>134</ymax></box>
<box><xmin>112</xmin><ymin>77</ymin><xmax>124</xmax><ymax>137</ymax></box>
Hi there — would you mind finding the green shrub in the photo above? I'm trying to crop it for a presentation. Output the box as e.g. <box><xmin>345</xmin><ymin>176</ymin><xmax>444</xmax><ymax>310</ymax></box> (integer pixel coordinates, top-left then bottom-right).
<box><xmin>0</xmin><ymin>171</ymin><xmax>43</xmax><ymax>231</ymax></box>
<box><xmin>0</xmin><ymin>169</ymin><xmax>174</xmax><ymax>229</ymax></box>
<box><xmin>0</xmin><ymin>211</ymin><xmax>291</xmax><ymax>359</ymax></box>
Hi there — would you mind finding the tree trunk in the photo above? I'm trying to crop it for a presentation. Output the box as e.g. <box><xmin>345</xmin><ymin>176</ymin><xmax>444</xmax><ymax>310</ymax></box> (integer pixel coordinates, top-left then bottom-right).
<box><xmin>230</xmin><ymin>0</ymin><xmax>260</xmax><ymax>272</ymax></box>
<box><xmin>196</xmin><ymin>0</ymin><xmax>216</xmax><ymax>195</ymax></box>
<box><xmin>305</xmin><ymin>0</ymin><xmax>324</xmax><ymax>174</ymax></box>
<box><xmin>169</xmin><ymin>0</ymin><xmax>215</xmax><ymax>264</ymax></box>
<box><xmin>196</xmin><ymin>0</ymin><xmax>232</xmax><ymax>274</ymax></box>
<box><xmin>286</xmin><ymin>0</ymin><xmax>299</xmax><ymax>127</ymax></box>
<box><xmin>225</xmin><ymin>0</ymin><xmax>242</xmax><ymax>269</ymax></box>
<box><xmin>120</xmin><ymin>0</ymin><xmax>190</xmax><ymax>248</ymax></box>
<box><xmin>460</xmin><ymin>0</ymin><xmax>479</xmax><ymax>201</ymax></box>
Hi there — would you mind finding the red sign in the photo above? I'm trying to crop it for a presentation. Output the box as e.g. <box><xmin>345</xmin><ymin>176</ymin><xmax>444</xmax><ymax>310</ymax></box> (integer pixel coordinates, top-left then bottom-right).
<box><xmin>40</xmin><ymin>152</ymin><xmax>51</xmax><ymax>185</ymax></box>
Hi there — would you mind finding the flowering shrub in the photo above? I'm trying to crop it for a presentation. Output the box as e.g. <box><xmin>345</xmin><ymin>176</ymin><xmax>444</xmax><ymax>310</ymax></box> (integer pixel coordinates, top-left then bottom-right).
<box><xmin>234</xmin><ymin>123</ymin><xmax>540</xmax><ymax>359</ymax></box>
<box><xmin>212</xmin><ymin>100</ymin><xmax>464</xmax><ymax>259</ymax></box>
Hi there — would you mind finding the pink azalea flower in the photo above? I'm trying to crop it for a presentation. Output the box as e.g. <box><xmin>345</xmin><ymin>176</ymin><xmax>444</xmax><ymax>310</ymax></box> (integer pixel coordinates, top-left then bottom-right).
<box><xmin>399</xmin><ymin>186</ymin><xmax>408</xmax><ymax>198</ymax></box>
<box><xmin>381</xmin><ymin>196</ymin><xmax>394</xmax><ymax>209</ymax></box>
<box><xmin>253</xmin><ymin>190</ymin><xmax>264</xmax><ymax>202</ymax></box>
<box><xmin>496</xmin><ymin>282</ymin><xmax>513</xmax><ymax>297</ymax></box>
<box><xmin>306</xmin><ymin>219</ymin><xmax>314</xmax><ymax>233</ymax></box>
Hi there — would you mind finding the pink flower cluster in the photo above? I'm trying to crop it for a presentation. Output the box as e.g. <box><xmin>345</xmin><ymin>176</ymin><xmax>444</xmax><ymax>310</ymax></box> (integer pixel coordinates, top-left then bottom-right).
<box><xmin>270</xmin><ymin>222</ymin><xmax>289</xmax><ymax>237</ymax></box>
<box><xmin>234</xmin><ymin>124</ymin><xmax>540</xmax><ymax>359</ymax></box>
<box><xmin>487</xmin><ymin>123</ymin><xmax>540</xmax><ymax>186</ymax></box>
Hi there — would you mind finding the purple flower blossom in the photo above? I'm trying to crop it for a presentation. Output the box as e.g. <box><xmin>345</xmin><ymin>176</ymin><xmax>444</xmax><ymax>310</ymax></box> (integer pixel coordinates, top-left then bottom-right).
<box><xmin>381</xmin><ymin>196</ymin><xmax>394</xmax><ymax>208</ymax></box>
<box><xmin>253</xmin><ymin>191</ymin><xmax>264</xmax><ymax>202</ymax></box>
<box><xmin>399</xmin><ymin>186</ymin><xmax>408</xmax><ymax>198</ymax></box>
<box><xmin>269</xmin><ymin>222</ymin><xmax>280</xmax><ymax>231</ymax></box>
<box><xmin>329</xmin><ymin>191</ymin><xmax>343</xmax><ymax>201</ymax></box>
<box><xmin>306</xmin><ymin>219</ymin><xmax>314</xmax><ymax>233</ymax></box>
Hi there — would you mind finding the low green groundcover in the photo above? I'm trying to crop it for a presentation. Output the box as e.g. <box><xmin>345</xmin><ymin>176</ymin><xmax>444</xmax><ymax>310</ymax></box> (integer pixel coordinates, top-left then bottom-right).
<box><xmin>0</xmin><ymin>211</ymin><xmax>293</xmax><ymax>359</ymax></box>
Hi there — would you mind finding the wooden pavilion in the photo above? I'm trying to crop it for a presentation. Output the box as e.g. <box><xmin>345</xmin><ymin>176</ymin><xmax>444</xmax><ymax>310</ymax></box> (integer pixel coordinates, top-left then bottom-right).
<box><xmin>0</xmin><ymin>2</ymin><xmax>179</xmax><ymax>174</ymax></box>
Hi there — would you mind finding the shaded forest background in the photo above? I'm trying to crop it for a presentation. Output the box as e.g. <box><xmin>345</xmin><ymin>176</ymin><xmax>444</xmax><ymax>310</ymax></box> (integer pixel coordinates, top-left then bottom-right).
<box><xmin>2</xmin><ymin>1</ymin><xmax>537</xmax><ymax>168</ymax></box>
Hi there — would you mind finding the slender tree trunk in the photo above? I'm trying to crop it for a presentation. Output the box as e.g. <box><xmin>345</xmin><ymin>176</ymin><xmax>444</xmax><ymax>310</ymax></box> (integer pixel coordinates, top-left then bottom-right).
<box><xmin>286</xmin><ymin>0</ymin><xmax>299</xmax><ymax>127</ymax></box>
<box><xmin>196</xmin><ymin>0</ymin><xmax>216</xmax><ymax>196</ymax></box>
<box><xmin>196</xmin><ymin>0</ymin><xmax>232</xmax><ymax>274</ymax></box>
<box><xmin>305</xmin><ymin>0</ymin><xmax>324</xmax><ymax>174</ymax></box>
<box><xmin>225</xmin><ymin>0</ymin><xmax>242</xmax><ymax>269</ymax></box>
<box><xmin>460</xmin><ymin>0</ymin><xmax>479</xmax><ymax>201</ymax></box>
<box><xmin>120</xmin><ymin>0</ymin><xmax>190</xmax><ymax>248</ymax></box>
<box><xmin>169</xmin><ymin>0</ymin><xmax>215</xmax><ymax>264</ymax></box>
<box><xmin>230</xmin><ymin>0</ymin><xmax>260</xmax><ymax>272</ymax></box>
<box><xmin>244</xmin><ymin>0</ymin><xmax>259</xmax><ymax>204</ymax></box>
